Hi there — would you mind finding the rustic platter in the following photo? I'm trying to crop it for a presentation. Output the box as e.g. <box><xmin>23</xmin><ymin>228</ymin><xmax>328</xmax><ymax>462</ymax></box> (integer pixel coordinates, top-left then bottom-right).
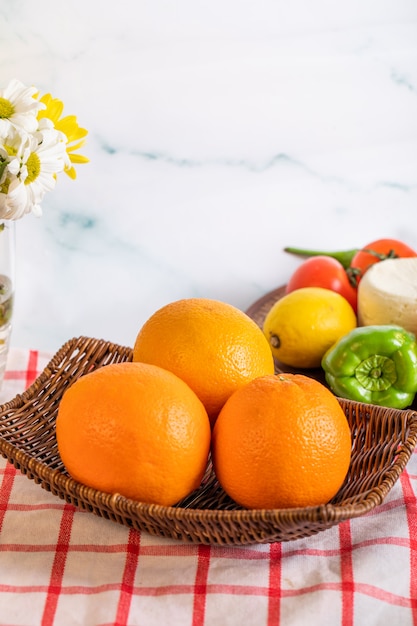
<box><xmin>246</xmin><ymin>284</ymin><xmax>417</xmax><ymax>411</ymax></box>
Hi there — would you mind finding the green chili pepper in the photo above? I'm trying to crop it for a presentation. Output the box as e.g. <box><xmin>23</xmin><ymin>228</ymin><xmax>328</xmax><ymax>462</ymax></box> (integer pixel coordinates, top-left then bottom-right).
<box><xmin>321</xmin><ymin>325</ymin><xmax>417</xmax><ymax>409</ymax></box>
<box><xmin>284</xmin><ymin>246</ymin><xmax>359</xmax><ymax>269</ymax></box>
<box><xmin>283</xmin><ymin>244</ymin><xmax>406</xmax><ymax>270</ymax></box>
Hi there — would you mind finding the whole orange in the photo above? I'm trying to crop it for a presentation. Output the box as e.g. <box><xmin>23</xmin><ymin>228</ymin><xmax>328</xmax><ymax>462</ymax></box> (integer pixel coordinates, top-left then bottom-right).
<box><xmin>56</xmin><ymin>362</ymin><xmax>211</xmax><ymax>506</ymax></box>
<box><xmin>211</xmin><ymin>373</ymin><xmax>351</xmax><ymax>509</ymax></box>
<box><xmin>132</xmin><ymin>298</ymin><xmax>275</xmax><ymax>425</ymax></box>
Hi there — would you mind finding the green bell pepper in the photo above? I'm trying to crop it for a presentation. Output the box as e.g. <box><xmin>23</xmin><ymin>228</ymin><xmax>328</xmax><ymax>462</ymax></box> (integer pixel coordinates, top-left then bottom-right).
<box><xmin>321</xmin><ymin>325</ymin><xmax>417</xmax><ymax>409</ymax></box>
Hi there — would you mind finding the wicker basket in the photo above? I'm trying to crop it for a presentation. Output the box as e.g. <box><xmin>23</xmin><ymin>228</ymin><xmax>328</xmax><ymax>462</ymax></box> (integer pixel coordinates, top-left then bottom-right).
<box><xmin>0</xmin><ymin>335</ymin><xmax>416</xmax><ymax>546</ymax></box>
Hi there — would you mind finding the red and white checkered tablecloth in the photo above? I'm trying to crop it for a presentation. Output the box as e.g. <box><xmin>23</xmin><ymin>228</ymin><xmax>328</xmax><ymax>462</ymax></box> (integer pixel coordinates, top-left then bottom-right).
<box><xmin>0</xmin><ymin>348</ymin><xmax>416</xmax><ymax>626</ymax></box>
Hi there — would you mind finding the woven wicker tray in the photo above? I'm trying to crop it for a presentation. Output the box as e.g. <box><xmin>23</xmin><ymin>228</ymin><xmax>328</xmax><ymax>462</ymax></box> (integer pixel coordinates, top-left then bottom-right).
<box><xmin>0</xmin><ymin>335</ymin><xmax>417</xmax><ymax>546</ymax></box>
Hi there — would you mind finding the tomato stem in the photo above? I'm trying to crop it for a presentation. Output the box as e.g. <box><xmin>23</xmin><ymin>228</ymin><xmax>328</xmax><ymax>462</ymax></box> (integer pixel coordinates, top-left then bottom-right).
<box><xmin>284</xmin><ymin>246</ymin><xmax>359</xmax><ymax>269</ymax></box>
<box><xmin>361</xmin><ymin>248</ymin><xmax>398</xmax><ymax>261</ymax></box>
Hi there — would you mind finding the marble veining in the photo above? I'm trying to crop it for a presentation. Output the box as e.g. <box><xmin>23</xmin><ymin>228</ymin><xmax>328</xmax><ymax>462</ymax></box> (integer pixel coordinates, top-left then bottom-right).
<box><xmin>0</xmin><ymin>0</ymin><xmax>416</xmax><ymax>355</ymax></box>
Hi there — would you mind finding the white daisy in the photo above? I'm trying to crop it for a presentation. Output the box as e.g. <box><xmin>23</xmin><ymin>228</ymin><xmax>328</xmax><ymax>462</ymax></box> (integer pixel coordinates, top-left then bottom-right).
<box><xmin>0</xmin><ymin>125</ymin><xmax>30</xmax><ymax>179</ymax></box>
<box><xmin>0</xmin><ymin>79</ymin><xmax>44</xmax><ymax>135</ymax></box>
<box><xmin>0</xmin><ymin>175</ymin><xmax>29</xmax><ymax>219</ymax></box>
<box><xmin>0</xmin><ymin>80</ymin><xmax>88</xmax><ymax>219</ymax></box>
<box><xmin>0</xmin><ymin>127</ymin><xmax>67</xmax><ymax>219</ymax></box>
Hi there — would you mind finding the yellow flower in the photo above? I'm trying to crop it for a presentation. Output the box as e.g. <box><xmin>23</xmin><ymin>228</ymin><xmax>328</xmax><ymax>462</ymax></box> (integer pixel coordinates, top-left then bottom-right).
<box><xmin>37</xmin><ymin>93</ymin><xmax>89</xmax><ymax>179</ymax></box>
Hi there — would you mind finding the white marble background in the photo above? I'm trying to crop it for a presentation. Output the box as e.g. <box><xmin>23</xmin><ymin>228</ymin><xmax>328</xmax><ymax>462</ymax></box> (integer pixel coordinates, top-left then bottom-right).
<box><xmin>0</xmin><ymin>0</ymin><xmax>416</xmax><ymax>353</ymax></box>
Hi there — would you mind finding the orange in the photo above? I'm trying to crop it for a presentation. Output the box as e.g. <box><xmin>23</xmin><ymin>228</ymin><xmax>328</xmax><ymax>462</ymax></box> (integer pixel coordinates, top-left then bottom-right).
<box><xmin>132</xmin><ymin>298</ymin><xmax>275</xmax><ymax>425</ymax></box>
<box><xmin>56</xmin><ymin>362</ymin><xmax>211</xmax><ymax>506</ymax></box>
<box><xmin>211</xmin><ymin>373</ymin><xmax>351</xmax><ymax>509</ymax></box>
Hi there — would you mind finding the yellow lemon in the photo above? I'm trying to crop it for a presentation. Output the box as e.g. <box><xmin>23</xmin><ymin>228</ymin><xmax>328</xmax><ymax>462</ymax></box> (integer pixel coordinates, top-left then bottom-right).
<box><xmin>262</xmin><ymin>287</ymin><xmax>357</xmax><ymax>368</ymax></box>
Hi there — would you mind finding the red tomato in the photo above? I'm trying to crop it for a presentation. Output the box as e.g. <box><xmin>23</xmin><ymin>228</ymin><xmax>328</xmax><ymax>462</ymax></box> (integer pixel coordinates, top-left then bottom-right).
<box><xmin>286</xmin><ymin>256</ymin><xmax>357</xmax><ymax>312</ymax></box>
<box><xmin>350</xmin><ymin>238</ymin><xmax>417</xmax><ymax>283</ymax></box>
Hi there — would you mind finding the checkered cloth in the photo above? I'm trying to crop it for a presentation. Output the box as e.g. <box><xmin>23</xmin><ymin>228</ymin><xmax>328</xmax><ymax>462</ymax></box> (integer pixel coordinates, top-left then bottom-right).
<box><xmin>0</xmin><ymin>348</ymin><xmax>416</xmax><ymax>626</ymax></box>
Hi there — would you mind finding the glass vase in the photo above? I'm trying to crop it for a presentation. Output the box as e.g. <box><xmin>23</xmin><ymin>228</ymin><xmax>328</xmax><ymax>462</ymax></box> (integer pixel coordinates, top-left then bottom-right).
<box><xmin>0</xmin><ymin>220</ymin><xmax>15</xmax><ymax>388</ymax></box>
